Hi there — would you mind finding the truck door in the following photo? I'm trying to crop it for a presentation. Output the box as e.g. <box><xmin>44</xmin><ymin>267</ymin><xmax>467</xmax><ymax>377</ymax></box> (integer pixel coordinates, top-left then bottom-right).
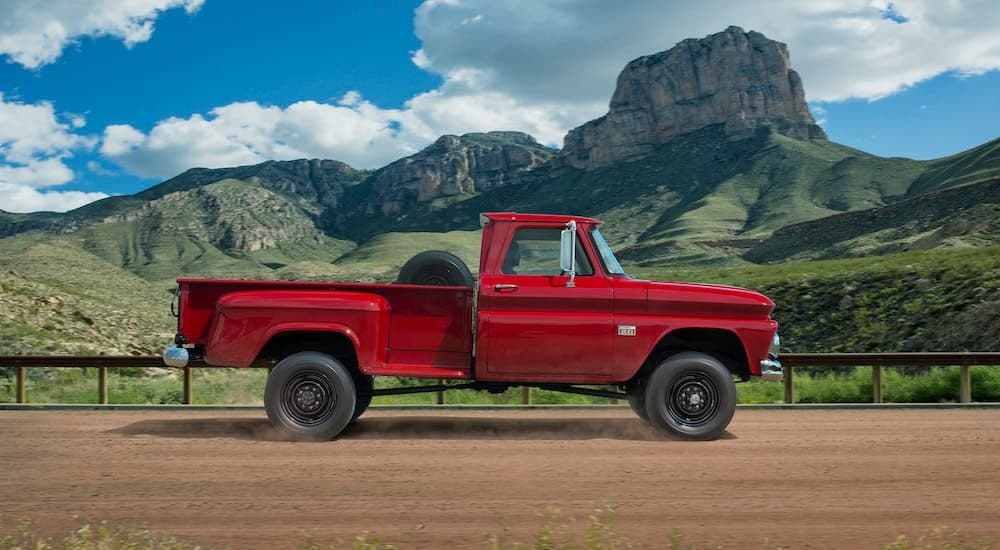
<box><xmin>478</xmin><ymin>226</ymin><xmax>614</xmax><ymax>382</ymax></box>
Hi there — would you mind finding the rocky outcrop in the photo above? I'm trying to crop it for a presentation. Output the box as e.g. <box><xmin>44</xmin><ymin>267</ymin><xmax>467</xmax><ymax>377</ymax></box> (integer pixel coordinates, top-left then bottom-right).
<box><xmin>368</xmin><ymin>131</ymin><xmax>553</xmax><ymax>215</ymax></box>
<box><xmin>561</xmin><ymin>26</ymin><xmax>826</xmax><ymax>170</ymax></box>
<box><xmin>104</xmin><ymin>179</ymin><xmax>321</xmax><ymax>252</ymax></box>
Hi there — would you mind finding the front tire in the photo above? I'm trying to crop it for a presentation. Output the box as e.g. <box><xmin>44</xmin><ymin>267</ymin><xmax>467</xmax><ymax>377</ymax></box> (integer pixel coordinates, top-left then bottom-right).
<box><xmin>265</xmin><ymin>352</ymin><xmax>357</xmax><ymax>441</ymax></box>
<box><xmin>644</xmin><ymin>352</ymin><xmax>736</xmax><ymax>440</ymax></box>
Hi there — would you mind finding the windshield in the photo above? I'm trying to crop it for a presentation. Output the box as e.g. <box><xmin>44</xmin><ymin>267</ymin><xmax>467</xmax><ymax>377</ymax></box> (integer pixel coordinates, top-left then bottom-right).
<box><xmin>590</xmin><ymin>227</ymin><xmax>628</xmax><ymax>276</ymax></box>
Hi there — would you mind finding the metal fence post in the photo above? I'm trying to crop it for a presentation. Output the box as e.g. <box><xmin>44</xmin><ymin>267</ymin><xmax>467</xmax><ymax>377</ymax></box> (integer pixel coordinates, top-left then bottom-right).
<box><xmin>16</xmin><ymin>366</ymin><xmax>26</xmax><ymax>403</ymax></box>
<box><xmin>98</xmin><ymin>367</ymin><xmax>108</xmax><ymax>404</ymax></box>
<box><xmin>522</xmin><ymin>386</ymin><xmax>531</xmax><ymax>405</ymax></box>
<box><xmin>783</xmin><ymin>366</ymin><xmax>794</xmax><ymax>404</ymax></box>
<box><xmin>872</xmin><ymin>366</ymin><xmax>882</xmax><ymax>403</ymax></box>
<box><xmin>436</xmin><ymin>379</ymin><xmax>445</xmax><ymax>405</ymax></box>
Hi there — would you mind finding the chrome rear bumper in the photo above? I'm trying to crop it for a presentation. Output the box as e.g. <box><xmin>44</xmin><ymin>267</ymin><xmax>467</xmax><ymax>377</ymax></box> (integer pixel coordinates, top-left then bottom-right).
<box><xmin>163</xmin><ymin>345</ymin><xmax>190</xmax><ymax>368</ymax></box>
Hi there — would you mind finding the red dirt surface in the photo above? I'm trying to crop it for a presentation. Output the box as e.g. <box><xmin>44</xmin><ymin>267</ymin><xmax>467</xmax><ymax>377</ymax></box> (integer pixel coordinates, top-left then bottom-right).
<box><xmin>1</xmin><ymin>408</ymin><xmax>999</xmax><ymax>548</ymax></box>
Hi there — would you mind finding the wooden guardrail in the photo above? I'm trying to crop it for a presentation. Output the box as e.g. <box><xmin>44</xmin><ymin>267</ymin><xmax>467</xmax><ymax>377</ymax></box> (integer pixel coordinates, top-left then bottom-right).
<box><xmin>780</xmin><ymin>353</ymin><xmax>1000</xmax><ymax>404</ymax></box>
<box><xmin>1</xmin><ymin>353</ymin><xmax>999</xmax><ymax>405</ymax></box>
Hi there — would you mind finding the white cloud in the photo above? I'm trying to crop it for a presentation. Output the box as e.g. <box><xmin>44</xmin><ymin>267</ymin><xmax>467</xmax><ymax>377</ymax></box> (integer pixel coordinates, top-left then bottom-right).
<box><xmin>0</xmin><ymin>181</ymin><xmax>108</xmax><ymax>213</ymax></box>
<box><xmin>412</xmin><ymin>0</ymin><xmax>1000</xmax><ymax>103</ymax></box>
<box><xmin>99</xmin><ymin>87</ymin><xmax>596</xmax><ymax>178</ymax></box>
<box><xmin>0</xmin><ymin>0</ymin><xmax>204</xmax><ymax>69</ymax></box>
<box><xmin>86</xmin><ymin>160</ymin><xmax>116</xmax><ymax>175</ymax></box>
<box><xmin>0</xmin><ymin>93</ymin><xmax>106</xmax><ymax>213</ymax></box>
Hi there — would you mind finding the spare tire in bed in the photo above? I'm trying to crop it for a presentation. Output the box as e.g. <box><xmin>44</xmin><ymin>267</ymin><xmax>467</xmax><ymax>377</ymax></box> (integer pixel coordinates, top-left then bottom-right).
<box><xmin>396</xmin><ymin>250</ymin><xmax>474</xmax><ymax>287</ymax></box>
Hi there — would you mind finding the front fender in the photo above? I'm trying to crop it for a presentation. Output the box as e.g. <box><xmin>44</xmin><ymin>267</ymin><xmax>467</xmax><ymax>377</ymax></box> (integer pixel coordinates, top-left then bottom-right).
<box><xmin>203</xmin><ymin>290</ymin><xmax>391</xmax><ymax>368</ymax></box>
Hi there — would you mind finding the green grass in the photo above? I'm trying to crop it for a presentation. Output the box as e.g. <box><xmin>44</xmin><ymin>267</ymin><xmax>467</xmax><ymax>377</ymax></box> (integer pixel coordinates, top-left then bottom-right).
<box><xmin>1</xmin><ymin>511</ymin><xmax>991</xmax><ymax>549</ymax></box>
<box><xmin>0</xmin><ymin>368</ymin><xmax>271</xmax><ymax>405</ymax></box>
<box><xmin>737</xmin><ymin>366</ymin><xmax>1000</xmax><ymax>404</ymax></box>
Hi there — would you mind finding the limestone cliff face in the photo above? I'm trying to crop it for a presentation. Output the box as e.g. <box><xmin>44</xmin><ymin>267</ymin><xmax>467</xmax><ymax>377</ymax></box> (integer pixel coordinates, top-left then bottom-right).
<box><xmin>561</xmin><ymin>26</ymin><xmax>826</xmax><ymax>170</ymax></box>
<box><xmin>368</xmin><ymin>131</ymin><xmax>553</xmax><ymax>215</ymax></box>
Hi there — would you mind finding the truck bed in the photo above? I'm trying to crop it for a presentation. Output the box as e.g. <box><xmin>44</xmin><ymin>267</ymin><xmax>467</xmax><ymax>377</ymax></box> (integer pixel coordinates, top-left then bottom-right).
<box><xmin>177</xmin><ymin>278</ymin><xmax>474</xmax><ymax>375</ymax></box>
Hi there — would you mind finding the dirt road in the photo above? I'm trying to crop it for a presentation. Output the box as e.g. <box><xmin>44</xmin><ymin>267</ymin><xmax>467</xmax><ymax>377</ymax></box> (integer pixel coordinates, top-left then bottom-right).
<box><xmin>1</xmin><ymin>408</ymin><xmax>998</xmax><ymax>548</ymax></box>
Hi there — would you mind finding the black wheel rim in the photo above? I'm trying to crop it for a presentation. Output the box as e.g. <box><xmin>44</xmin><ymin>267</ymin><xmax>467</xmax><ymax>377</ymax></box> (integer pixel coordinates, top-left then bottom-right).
<box><xmin>666</xmin><ymin>372</ymin><xmax>719</xmax><ymax>428</ymax></box>
<box><xmin>282</xmin><ymin>370</ymin><xmax>337</xmax><ymax>426</ymax></box>
<box><xmin>418</xmin><ymin>269</ymin><xmax>453</xmax><ymax>286</ymax></box>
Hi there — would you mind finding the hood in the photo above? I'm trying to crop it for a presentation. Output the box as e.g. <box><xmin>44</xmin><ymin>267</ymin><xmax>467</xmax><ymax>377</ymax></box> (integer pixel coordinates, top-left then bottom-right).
<box><xmin>643</xmin><ymin>280</ymin><xmax>775</xmax><ymax>320</ymax></box>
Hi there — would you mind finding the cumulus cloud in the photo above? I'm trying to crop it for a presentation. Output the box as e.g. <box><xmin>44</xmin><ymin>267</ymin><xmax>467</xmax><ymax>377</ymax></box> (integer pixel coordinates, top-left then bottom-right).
<box><xmin>413</xmin><ymin>0</ymin><xmax>1000</xmax><ymax>104</ymax></box>
<box><xmin>0</xmin><ymin>181</ymin><xmax>109</xmax><ymax>213</ymax></box>
<box><xmin>100</xmin><ymin>88</ymin><xmax>597</xmax><ymax>178</ymax></box>
<box><xmin>0</xmin><ymin>93</ymin><xmax>107</xmax><ymax>213</ymax></box>
<box><xmin>0</xmin><ymin>0</ymin><xmax>203</xmax><ymax>69</ymax></box>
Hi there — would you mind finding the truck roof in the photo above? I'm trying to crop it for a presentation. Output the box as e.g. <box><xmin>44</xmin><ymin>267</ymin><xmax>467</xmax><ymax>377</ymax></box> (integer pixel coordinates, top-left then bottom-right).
<box><xmin>481</xmin><ymin>212</ymin><xmax>602</xmax><ymax>226</ymax></box>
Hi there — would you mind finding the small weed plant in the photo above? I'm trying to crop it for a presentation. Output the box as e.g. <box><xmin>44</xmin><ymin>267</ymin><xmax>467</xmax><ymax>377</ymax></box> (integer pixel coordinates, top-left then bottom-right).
<box><xmin>0</xmin><ymin>514</ymin><xmax>993</xmax><ymax>549</ymax></box>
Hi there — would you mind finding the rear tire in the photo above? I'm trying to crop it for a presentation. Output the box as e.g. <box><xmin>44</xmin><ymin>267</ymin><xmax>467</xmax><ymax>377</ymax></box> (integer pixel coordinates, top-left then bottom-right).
<box><xmin>396</xmin><ymin>250</ymin><xmax>474</xmax><ymax>287</ymax></box>
<box><xmin>644</xmin><ymin>352</ymin><xmax>736</xmax><ymax>440</ymax></box>
<box><xmin>265</xmin><ymin>352</ymin><xmax>357</xmax><ymax>441</ymax></box>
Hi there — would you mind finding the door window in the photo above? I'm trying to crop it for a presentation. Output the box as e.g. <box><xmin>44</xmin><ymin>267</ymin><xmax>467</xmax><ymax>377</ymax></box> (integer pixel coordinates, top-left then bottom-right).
<box><xmin>501</xmin><ymin>228</ymin><xmax>594</xmax><ymax>276</ymax></box>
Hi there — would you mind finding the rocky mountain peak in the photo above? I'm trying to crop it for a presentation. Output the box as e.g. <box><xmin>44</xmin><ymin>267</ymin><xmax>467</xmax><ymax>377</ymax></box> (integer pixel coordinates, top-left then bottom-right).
<box><xmin>561</xmin><ymin>26</ymin><xmax>827</xmax><ymax>170</ymax></box>
<box><xmin>368</xmin><ymin>131</ymin><xmax>554</xmax><ymax>214</ymax></box>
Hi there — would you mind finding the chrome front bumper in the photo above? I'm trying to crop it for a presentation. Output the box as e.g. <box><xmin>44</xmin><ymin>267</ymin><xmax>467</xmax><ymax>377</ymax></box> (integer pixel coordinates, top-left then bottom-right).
<box><xmin>760</xmin><ymin>333</ymin><xmax>783</xmax><ymax>381</ymax></box>
<box><xmin>760</xmin><ymin>358</ymin><xmax>783</xmax><ymax>381</ymax></box>
<box><xmin>163</xmin><ymin>345</ymin><xmax>190</xmax><ymax>368</ymax></box>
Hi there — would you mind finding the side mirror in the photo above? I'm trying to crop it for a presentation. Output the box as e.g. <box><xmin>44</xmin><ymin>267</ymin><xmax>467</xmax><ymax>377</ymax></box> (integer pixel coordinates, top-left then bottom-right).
<box><xmin>560</xmin><ymin>221</ymin><xmax>577</xmax><ymax>288</ymax></box>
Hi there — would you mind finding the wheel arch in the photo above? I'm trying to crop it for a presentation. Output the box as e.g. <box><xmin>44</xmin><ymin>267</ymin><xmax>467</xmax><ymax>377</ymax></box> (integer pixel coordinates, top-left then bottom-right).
<box><xmin>632</xmin><ymin>327</ymin><xmax>750</xmax><ymax>383</ymax></box>
<box><xmin>258</xmin><ymin>329</ymin><xmax>360</xmax><ymax>372</ymax></box>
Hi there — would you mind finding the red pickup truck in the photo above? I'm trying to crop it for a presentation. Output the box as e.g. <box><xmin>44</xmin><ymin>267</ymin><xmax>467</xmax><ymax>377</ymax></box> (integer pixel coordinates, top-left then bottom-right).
<box><xmin>164</xmin><ymin>212</ymin><xmax>781</xmax><ymax>441</ymax></box>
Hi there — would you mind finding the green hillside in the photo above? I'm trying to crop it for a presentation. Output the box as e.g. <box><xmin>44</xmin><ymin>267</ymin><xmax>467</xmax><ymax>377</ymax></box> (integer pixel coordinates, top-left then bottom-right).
<box><xmin>67</xmin><ymin>178</ymin><xmax>354</xmax><ymax>284</ymax></box>
<box><xmin>0</xmin><ymin>235</ymin><xmax>175</xmax><ymax>355</ymax></box>
<box><xmin>272</xmin><ymin>231</ymin><xmax>482</xmax><ymax>283</ymax></box>
<box><xmin>747</xmin><ymin>178</ymin><xmax>1000</xmax><ymax>262</ymax></box>
<box><xmin>327</xmin><ymin>125</ymin><xmax>950</xmax><ymax>266</ymax></box>
<box><xmin>908</xmin><ymin>137</ymin><xmax>1000</xmax><ymax>195</ymax></box>
<box><xmin>633</xmin><ymin>245</ymin><xmax>1000</xmax><ymax>353</ymax></box>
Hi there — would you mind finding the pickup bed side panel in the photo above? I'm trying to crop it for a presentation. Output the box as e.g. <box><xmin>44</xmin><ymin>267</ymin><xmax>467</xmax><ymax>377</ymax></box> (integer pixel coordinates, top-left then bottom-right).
<box><xmin>204</xmin><ymin>290</ymin><xmax>390</xmax><ymax>368</ymax></box>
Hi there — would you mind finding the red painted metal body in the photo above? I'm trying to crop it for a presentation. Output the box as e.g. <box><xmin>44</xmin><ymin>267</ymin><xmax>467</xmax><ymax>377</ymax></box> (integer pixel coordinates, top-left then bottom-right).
<box><xmin>175</xmin><ymin>212</ymin><xmax>778</xmax><ymax>384</ymax></box>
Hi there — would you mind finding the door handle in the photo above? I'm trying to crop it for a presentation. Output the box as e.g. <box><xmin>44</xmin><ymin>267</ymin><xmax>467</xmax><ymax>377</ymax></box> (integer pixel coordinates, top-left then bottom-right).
<box><xmin>494</xmin><ymin>283</ymin><xmax>518</xmax><ymax>291</ymax></box>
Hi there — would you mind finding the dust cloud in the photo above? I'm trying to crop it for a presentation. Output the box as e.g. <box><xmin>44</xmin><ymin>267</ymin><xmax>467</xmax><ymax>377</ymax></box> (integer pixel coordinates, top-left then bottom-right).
<box><xmin>112</xmin><ymin>413</ymin><xmax>683</xmax><ymax>442</ymax></box>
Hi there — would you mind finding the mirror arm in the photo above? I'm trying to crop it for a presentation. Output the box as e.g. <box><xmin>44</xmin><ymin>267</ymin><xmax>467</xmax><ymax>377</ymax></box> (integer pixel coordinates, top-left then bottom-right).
<box><xmin>566</xmin><ymin>220</ymin><xmax>576</xmax><ymax>288</ymax></box>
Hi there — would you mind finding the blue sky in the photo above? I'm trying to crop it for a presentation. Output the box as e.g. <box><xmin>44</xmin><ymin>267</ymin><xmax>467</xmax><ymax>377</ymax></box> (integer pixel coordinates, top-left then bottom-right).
<box><xmin>1</xmin><ymin>0</ymin><xmax>998</xmax><ymax>212</ymax></box>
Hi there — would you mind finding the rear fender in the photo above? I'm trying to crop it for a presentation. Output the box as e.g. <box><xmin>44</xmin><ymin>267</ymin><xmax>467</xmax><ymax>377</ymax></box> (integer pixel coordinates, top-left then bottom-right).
<box><xmin>203</xmin><ymin>290</ymin><xmax>390</xmax><ymax>368</ymax></box>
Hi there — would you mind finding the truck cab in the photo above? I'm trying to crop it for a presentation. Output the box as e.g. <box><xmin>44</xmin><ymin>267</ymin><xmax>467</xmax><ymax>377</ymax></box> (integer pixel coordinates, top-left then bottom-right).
<box><xmin>164</xmin><ymin>212</ymin><xmax>781</xmax><ymax>441</ymax></box>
